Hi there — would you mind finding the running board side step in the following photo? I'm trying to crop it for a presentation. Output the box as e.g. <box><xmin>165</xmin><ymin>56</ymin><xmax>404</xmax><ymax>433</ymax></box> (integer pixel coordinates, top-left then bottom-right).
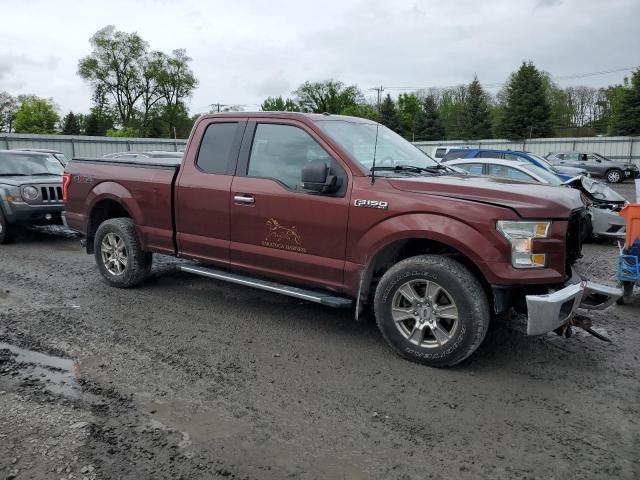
<box><xmin>178</xmin><ymin>265</ymin><xmax>353</xmax><ymax>308</ymax></box>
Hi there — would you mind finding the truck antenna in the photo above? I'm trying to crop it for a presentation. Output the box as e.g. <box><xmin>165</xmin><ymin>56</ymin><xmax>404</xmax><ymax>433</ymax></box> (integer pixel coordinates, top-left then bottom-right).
<box><xmin>371</xmin><ymin>122</ymin><xmax>380</xmax><ymax>185</ymax></box>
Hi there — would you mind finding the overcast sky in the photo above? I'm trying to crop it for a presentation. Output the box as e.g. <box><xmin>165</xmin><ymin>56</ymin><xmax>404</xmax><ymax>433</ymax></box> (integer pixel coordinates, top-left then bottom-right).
<box><xmin>1</xmin><ymin>0</ymin><xmax>638</xmax><ymax>115</ymax></box>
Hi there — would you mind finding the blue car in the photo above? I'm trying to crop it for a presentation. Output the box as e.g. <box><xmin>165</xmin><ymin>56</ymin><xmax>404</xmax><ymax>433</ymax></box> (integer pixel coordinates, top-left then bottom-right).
<box><xmin>440</xmin><ymin>148</ymin><xmax>588</xmax><ymax>182</ymax></box>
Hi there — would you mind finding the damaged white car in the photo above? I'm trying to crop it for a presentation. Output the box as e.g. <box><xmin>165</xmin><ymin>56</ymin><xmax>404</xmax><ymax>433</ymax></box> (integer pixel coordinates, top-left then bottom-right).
<box><xmin>447</xmin><ymin>158</ymin><xmax>627</xmax><ymax>240</ymax></box>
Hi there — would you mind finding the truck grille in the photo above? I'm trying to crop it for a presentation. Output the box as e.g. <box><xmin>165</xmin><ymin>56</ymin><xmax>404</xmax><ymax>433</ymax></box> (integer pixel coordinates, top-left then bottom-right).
<box><xmin>40</xmin><ymin>185</ymin><xmax>63</xmax><ymax>203</ymax></box>
<box><xmin>566</xmin><ymin>209</ymin><xmax>586</xmax><ymax>271</ymax></box>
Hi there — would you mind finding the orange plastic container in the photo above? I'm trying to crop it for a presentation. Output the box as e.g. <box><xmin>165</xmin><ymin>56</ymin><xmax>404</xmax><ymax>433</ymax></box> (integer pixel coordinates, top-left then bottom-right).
<box><xmin>619</xmin><ymin>204</ymin><xmax>640</xmax><ymax>248</ymax></box>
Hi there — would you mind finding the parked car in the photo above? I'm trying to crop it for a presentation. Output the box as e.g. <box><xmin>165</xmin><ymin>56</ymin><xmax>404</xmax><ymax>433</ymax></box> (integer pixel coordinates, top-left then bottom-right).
<box><xmin>448</xmin><ymin>158</ymin><xmax>627</xmax><ymax>240</ymax></box>
<box><xmin>441</xmin><ymin>148</ymin><xmax>588</xmax><ymax>181</ymax></box>
<box><xmin>64</xmin><ymin>112</ymin><xmax>620</xmax><ymax>367</ymax></box>
<box><xmin>546</xmin><ymin>152</ymin><xmax>638</xmax><ymax>183</ymax></box>
<box><xmin>14</xmin><ymin>148</ymin><xmax>69</xmax><ymax>166</ymax></box>
<box><xmin>103</xmin><ymin>151</ymin><xmax>184</xmax><ymax>160</ymax></box>
<box><xmin>430</xmin><ymin>145</ymin><xmax>470</xmax><ymax>160</ymax></box>
<box><xmin>0</xmin><ymin>150</ymin><xmax>65</xmax><ymax>244</ymax></box>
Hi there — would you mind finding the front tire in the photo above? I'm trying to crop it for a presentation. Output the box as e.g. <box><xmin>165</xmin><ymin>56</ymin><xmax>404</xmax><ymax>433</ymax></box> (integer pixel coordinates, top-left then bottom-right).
<box><xmin>374</xmin><ymin>255</ymin><xmax>490</xmax><ymax>367</ymax></box>
<box><xmin>94</xmin><ymin>217</ymin><xmax>152</xmax><ymax>288</ymax></box>
<box><xmin>605</xmin><ymin>168</ymin><xmax>624</xmax><ymax>183</ymax></box>
<box><xmin>0</xmin><ymin>211</ymin><xmax>12</xmax><ymax>245</ymax></box>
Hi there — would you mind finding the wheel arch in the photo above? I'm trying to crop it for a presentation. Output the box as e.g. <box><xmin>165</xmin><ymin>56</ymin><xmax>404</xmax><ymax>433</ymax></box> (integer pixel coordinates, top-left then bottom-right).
<box><xmin>355</xmin><ymin>236</ymin><xmax>494</xmax><ymax>320</ymax></box>
<box><xmin>86</xmin><ymin>196</ymin><xmax>134</xmax><ymax>253</ymax></box>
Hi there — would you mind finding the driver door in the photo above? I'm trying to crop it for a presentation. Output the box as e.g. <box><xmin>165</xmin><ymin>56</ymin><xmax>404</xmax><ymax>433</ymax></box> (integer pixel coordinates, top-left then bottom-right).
<box><xmin>229</xmin><ymin>120</ymin><xmax>351</xmax><ymax>291</ymax></box>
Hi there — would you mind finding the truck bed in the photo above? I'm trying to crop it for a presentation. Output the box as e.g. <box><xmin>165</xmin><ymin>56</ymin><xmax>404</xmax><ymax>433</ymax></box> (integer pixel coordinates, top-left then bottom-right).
<box><xmin>65</xmin><ymin>157</ymin><xmax>179</xmax><ymax>255</ymax></box>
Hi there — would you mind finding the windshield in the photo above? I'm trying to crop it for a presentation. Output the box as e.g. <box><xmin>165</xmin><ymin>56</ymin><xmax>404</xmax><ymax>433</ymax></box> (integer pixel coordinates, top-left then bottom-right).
<box><xmin>521</xmin><ymin>164</ymin><xmax>563</xmax><ymax>185</ymax></box>
<box><xmin>0</xmin><ymin>153</ymin><xmax>64</xmax><ymax>176</ymax></box>
<box><xmin>315</xmin><ymin>120</ymin><xmax>439</xmax><ymax>172</ymax></box>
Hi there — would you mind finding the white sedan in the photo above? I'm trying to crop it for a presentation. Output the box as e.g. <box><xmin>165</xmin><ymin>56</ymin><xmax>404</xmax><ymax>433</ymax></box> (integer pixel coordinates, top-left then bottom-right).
<box><xmin>447</xmin><ymin>158</ymin><xmax>627</xmax><ymax>240</ymax></box>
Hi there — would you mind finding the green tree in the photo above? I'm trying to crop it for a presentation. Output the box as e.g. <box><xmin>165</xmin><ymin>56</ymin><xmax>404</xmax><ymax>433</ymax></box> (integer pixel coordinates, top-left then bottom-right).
<box><xmin>497</xmin><ymin>62</ymin><xmax>552</xmax><ymax>139</ymax></box>
<box><xmin>78</xmin><ymin>25</ymin><xmax>148</xmax><ymax>127</ymax></box>
<box><xmin>84</xmin><ymin>109</ymin><xmax>114</xmax><ymax>136</ymax></box>
<box><xmin>437</xmin><ymin>86</ymin><xmax>467</xmax><ymax>140</ymax></box>
<box><xmin>397</xmin><ymin>93</ymin><xmax>421</xmax><ymax>140</ymax></box>
<box><xmin>415</xmin><ymin>96</ymin><xmax>445</xmax><ymax>140</ymax></box>
<box><xmin>155</xmin><ymin>49</ymin><xmax>198</xmax><ymax>137</ymax></box>
<box><xmin>62</xmin><ymin>112</ymin><xmax>82</xmax><ymax>135</ymax></box>
<box><xmin>260</xmin><ymin>96</ymin><xmax>300</xmax><ymax>111</ymax></box>
<box><xmin>611</xmin><ymin>69</ymin><xmax>640</xmax><ymax>135</ymax></box>
<box><xmin>462</xmin><ymin>76</ymin><xmax>492</xmax><ymax>139</ymax></box>
<box><xmin>595</xmin><ymin>84</ymin><xmax>627</xmax><ymax>135</ymax></box>
<box><xmin>106</xmin><ymin>127</ymin><xmax>140</xmax><ymax>137</ymax></box>
<box><xmin>293</xmin><ymin>80</ymin><xmax>362</xmax><ymax>113</ymax></box>
<box><xmin>379</xmin><ymin>94</ymin><xmax>400</xmax><ymax>133</ymax></box>
<box><xmin>0</xmin><ymin>91</ymin><xmax>18</xmax><ymax>132</ymax></box>
<box><xmin>13</xmin><ymin>97</ymin><xmax>59</xmax><ymax>134</ymax></box>
<box><xmin>340</xmin><ymin>103</ymin><xmax>379</xmax><ymax>121</ymax></box>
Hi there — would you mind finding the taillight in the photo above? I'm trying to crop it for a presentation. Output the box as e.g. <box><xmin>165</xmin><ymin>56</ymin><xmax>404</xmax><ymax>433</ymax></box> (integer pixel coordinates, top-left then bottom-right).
<box><xmin>62</xmin><ymin>173</ymin><xmax>72</xmax><ymax>202</ymax></box>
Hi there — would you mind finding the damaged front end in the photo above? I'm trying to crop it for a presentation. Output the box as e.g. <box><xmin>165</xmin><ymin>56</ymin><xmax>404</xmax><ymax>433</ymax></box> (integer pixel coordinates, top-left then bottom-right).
<box><xmin>525</xmin><ymin>268</ymin><xmax>621</xmax><ymax>337</ymax></box>
<box><xmin>525</xmin><ymin>206</ymin><xmax>622</xmax><ymax>339</ymax></box>
<box><xmin>564</xmin><ymin>176</ymin><xmax>628</xmax><ymax>240</ymax></box>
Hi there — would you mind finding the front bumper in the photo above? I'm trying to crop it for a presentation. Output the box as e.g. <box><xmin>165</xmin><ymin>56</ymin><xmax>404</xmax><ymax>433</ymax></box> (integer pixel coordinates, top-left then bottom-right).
<box><xmin>590</xmin><ymin>207</ymin><xmax>626</xmax><ymax>240</ymax></box>
<box><xmin>5</xmin><ymin>202</ymin><xmax>65</xmax><ymax>226</ymax></box>
<box><xmin>525</xmin><ymin>268</ymin><xmax>621</xmax><ymax>336</ymax></box>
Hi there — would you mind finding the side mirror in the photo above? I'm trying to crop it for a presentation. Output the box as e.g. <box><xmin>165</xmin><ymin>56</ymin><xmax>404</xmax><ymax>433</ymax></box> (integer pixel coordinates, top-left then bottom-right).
<box><xmin>302</xmin><ymin>163</ymin><xmax>339</xmax><ymax>194</ymax></box>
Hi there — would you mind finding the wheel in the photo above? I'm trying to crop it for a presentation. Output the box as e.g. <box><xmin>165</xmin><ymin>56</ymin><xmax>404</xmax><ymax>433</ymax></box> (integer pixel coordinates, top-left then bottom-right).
<box><xmin>374</xmin><ymin>255</ymin><xmax>490</xmax><ymax>367</ymax></box>
<box><xmin>94</xmin><ymin>217</ymin><xmax>152</xmax><ymax>288</ymax></box>
<box><xmin>0</xmin><ymin>210</ymin><xmax>13</xmax><ymax>245</ymax></box>
<box><xmin>605</xmin><ymin>169</ymin><xmax>624</xmax><ymax>183</ymax></box>
<box><xmin>616</xmin><ymin>282</ymin><xmax>635</xmax><ymax>305</ymax></box>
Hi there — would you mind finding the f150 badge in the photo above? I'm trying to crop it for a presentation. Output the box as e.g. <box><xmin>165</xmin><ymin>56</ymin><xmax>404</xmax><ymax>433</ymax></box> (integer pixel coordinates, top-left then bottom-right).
<box><xmin>354</xmin><ymin>199</ymin><xmax>389</xmax><ymax>210</ymax></box>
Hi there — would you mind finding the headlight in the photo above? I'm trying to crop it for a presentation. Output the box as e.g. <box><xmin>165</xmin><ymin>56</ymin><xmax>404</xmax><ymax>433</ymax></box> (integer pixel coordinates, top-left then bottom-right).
<box><xmin>21</xmin><ymin>185</ymin><xmax>40</xmax><ymax>201</ymax></box>
<box><xmin>497</xmin><ymin>221</ymin><xmax>550</xmax><ymax>268</ymax></box>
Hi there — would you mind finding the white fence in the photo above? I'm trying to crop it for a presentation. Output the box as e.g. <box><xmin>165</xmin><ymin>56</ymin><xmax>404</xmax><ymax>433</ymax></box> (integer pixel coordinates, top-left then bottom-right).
<box><xmin>414</xmin><ymin>136</ymin><xmax>640</xmax><ymax>164</ymax></box>
<box><xmin>2</xmin><ymin>132</ymin><xmax>640</xmax><ymax>165</ymax></box>
<box><xmin>0</xmin><ymin>133</ymin><xmax>187</xmax><ymax>158</ymax></box>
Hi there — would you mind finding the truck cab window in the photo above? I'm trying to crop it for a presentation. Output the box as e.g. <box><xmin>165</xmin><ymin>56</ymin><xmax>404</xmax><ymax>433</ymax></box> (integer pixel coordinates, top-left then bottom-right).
<box><xmin>196</xmin><ymin>122</ymin><xmax>239</xmax><ymax>174</ymax></box>
<box><xmin>248</xmin><ymin>124</ymin><xmax>333</xmax><ymax>190</ymax></box>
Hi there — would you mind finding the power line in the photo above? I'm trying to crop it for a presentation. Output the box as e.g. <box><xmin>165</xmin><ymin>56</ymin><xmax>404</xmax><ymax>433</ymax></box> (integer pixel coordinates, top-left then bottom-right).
<box><xmin>372</xmin><ymin>65</ymin><xmax>639</xmax><ymax>93</ymax></box>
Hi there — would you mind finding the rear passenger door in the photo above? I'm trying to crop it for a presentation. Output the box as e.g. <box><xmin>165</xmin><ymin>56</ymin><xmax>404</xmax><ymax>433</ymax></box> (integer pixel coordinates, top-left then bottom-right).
<box><xmin>175</xmin><ymin>118</ymin><xmax>247</xmax><ymax>265</ymax></box>
<box><xmin>229</xmin><ymin>120</ymin><xmax>351</xmax><ymax>291</ymax></box>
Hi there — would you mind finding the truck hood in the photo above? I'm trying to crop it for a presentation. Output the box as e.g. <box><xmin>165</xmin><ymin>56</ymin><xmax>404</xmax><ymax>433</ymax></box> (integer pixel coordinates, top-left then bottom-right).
<box><xmin>388</xmin><ymin>174</ymin><xmax>585</xmax><ymax>218</ymax></box>
<box><xmin>0</xmin><ymin>174</ymin><xmax>62</xmax><ymax>186</ymax></box>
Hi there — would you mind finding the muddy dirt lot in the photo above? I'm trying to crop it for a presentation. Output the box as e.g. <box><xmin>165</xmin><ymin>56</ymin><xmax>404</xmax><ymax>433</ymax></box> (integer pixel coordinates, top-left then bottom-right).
<box><xmin>1</xmin><ymin>185</ymin><xmax>639</xmax><ymax>479</ymax></box>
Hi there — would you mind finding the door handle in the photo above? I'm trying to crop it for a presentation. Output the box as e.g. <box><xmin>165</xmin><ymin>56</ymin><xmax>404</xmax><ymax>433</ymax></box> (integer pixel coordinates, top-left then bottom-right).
<box><xmin>234</xmin><ymin>194</ymin><xmax>255</xmax><ymax>205</ymax></box>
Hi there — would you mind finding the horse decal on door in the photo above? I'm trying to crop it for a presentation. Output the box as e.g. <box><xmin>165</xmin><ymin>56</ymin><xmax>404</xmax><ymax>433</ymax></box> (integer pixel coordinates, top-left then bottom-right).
<box><xmin>262</xmin><ymin>218</ymin><xmax>306</xmax><ymax>253</ymax></box>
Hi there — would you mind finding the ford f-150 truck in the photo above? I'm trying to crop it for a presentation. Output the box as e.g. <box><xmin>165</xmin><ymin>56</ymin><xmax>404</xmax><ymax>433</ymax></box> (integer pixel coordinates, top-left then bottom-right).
<box><xmin>63</xmin><ymin>113</ymin><xmax>621</xmax><ymax>367</ymax></box>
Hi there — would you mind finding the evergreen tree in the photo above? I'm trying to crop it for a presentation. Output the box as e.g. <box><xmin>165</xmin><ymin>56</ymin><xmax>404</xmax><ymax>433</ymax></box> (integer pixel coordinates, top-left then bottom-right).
<box><xmin>611</xmin><ymin>69</ymin><xmax>640</xmax><ymax>135</ymax></box>
<box><xmin>497</xmin><ymin>62</ymin><xmax>553</xmax><ymax>139</ymax></box>
<box><xmin>415</xmin><ymin>96</ymin><xmax>445</xmax><ymax>140</ymax></box>
<box><xmin>84</xmin><ymin>107</ymin><xmax>114</xmax><ymax>136</ymax></box>
<box><xmin>379</xmin><ymin>94</ymin><xmax>400</xmax><ymax>133</ymax></box>
<box><xmin>462</xmin><ymin>76</ymin><xmax>492</xmax><ymax>139</ymax></box>
<box><xmin>62</xmin><ymin>112</ymin><xmax>82</xmax><ymax>135</ymax></box>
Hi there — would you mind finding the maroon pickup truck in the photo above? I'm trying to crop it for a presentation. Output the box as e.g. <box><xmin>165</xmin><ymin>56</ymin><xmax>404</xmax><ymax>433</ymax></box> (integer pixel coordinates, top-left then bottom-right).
<box><xmin>63</xmin><ymin>113</ymin><xmax>620</xmax><ymax>367</ymax></box>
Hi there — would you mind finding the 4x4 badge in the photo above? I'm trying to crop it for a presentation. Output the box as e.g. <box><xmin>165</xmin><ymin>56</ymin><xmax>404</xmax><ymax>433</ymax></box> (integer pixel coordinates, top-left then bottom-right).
<box><xmin>354</xmin><ymin>199</ymin><xmax>389</xmax><ymax>209</ymax></box>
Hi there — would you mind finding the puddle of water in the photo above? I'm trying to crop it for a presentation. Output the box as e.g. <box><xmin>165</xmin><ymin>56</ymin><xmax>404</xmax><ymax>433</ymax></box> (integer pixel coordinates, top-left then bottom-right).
<box><xmin>0</xmin><ymin>342</ymin><xmax>81</xmax><ymax>398</ymax></box>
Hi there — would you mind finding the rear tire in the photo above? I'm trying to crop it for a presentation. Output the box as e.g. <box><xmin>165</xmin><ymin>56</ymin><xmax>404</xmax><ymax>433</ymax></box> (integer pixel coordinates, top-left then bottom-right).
<box><xmin>0</xmin><ymin>211</ymin><xmax>13</xmax><ymax>245</ymax></box>
<box><xmin>94</xmin><ymin>217</ymin><xmax>152</xmax><ymax>288</ymax></box>
<box><xmin>605</xmin><ymin>168</ymin><xmax>624</xmax><ymax>183</ymax></box>
<box><xmin>374</xmin><ymin>255</ymin><xmax>490</xmax><ymax>367</ymax></box>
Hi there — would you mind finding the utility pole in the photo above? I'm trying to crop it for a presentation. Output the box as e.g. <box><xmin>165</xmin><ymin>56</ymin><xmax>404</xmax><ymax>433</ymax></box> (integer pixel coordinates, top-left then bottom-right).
<box><xmin>371</xmin><ymin>86</ymin><xmax>385</xmax><ymax>112</ymax></box>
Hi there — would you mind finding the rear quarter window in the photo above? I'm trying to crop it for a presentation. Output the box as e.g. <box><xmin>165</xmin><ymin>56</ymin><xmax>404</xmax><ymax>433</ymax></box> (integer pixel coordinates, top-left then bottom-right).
<box><xmin>196</xmin><ymin>122</ymin><xmax>240</xmax><ymax>174</ymax></box>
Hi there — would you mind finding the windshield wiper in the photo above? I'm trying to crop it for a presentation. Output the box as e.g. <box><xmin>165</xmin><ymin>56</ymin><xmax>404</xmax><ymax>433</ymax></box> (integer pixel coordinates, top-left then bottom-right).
<box><xmin>371</xmin><ymin>164</ymin><xmax>452</xmax><ymax>174</ymax></box>
<box><xmin>28</xmin><ymin>172</ymin><xmax>62</xmax><ymax>176</ymax></box>
<box><xmin>0</xmin><ymin>173</ymin><xmax>28</xmax><ymax>176</ymax></box>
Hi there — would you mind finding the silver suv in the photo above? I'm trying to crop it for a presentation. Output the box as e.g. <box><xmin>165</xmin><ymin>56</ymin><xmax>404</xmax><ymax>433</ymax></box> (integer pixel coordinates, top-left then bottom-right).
<box><xmin>546</xmin><ymin>152</ymin><xmax>638</xmax><ymax>183</ymax></box>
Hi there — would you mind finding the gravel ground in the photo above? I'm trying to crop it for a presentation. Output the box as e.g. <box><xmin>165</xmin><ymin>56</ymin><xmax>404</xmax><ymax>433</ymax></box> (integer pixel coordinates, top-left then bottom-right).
<box><xmin>1</xmin><ymin>183</ymin><xmax>639</xmax><ymax>479</ymax></box>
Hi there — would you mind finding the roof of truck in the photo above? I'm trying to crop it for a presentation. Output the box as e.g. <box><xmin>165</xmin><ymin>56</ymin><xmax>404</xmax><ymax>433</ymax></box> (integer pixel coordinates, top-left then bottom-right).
<box><xmin>198</xmin><ymin>112</ymin><xmax>377</xmax><ymax>123</ymax></box>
